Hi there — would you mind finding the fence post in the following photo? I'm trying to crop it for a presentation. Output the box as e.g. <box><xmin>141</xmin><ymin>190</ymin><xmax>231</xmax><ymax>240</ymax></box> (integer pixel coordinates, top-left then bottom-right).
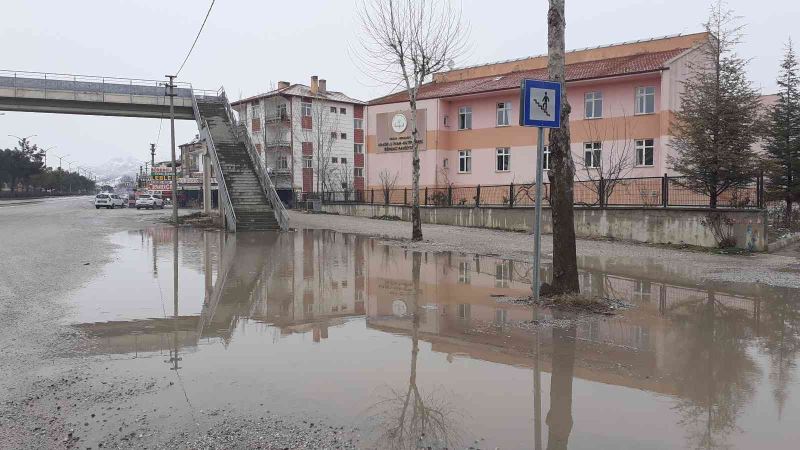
<box><xmin>447</xmin><ymin>185</ymin><xmax>453</xmax><ymax>206</ymax></box>
<box><xmin>370</xmin><ymin>189</ymin><xmax>374</xmax><ymax>204</ymax></box>
<box><xmin>404</xmin><ymin>188</ymin><xmax>408</xmax><ymax>206</ymax></box>
<box><xmin>475</xmin><ymin>185</ymin><xmax>481</xmax><ymax>207</ymax></box>
<box><xmin>758</xmin><ymin>170</ymin><xmax>765</xmax><ymax>209</ymax></box>
<box><xmin>509</xmin><ymin>183</ymin><xmax>514</xmax><ymax>208</ymax></box>
<box><xmin>662</xmin><ymin>173</ymin><xmax>668</xmax><ymax>208</ymax></box>
<box><xmin>599</xmin><ymin>176</ymin><xmax>606</xmax><ymax>208</ymax></box>
<box><xmin>425</xmin><ymin>187</ymin><xmax>428</xmax><ymax>206</ymax></box>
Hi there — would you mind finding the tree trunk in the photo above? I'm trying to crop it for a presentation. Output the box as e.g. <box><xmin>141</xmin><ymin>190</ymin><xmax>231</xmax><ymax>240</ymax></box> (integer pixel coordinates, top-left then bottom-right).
<box><xmin>410</xmin><ymin>99</ymin><xmax>423</xmax><ymax>241</ymax></box>
<box><xmin>546</xmin><ymin>0</ymin><xmax>580</xmax><ymax>294</ymax></box>
<box><xmin>787</xmin><ymin>197</ymin><xmax>793</xmax><ymax>227</ymax></box>
<box><xmin>710</xmin><ymin>190</ymin><xmax>718</xmax><ymax>209</ymax></box>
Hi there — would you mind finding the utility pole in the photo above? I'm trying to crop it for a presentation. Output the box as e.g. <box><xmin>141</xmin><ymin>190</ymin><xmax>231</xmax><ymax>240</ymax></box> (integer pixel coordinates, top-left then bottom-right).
<box><xmin>150</xmin><ymin>143</ymin><xmax>156</xmax><ymax>168</ymax></box>
<box><xmin>165</xmin><ymin>75</ymin><xmax>179</xmax><ymax>225</ymax></box>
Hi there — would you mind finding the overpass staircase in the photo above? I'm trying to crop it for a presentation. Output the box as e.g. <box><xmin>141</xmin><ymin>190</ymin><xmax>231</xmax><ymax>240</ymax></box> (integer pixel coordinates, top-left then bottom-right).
<box><xmin>192</xmin><ymin>91</ymin><xmax>288</xmax><ymax>232</ymax></box>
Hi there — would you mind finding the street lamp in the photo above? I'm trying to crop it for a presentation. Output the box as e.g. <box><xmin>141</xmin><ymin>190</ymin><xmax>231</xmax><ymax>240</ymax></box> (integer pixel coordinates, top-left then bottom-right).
<box><xmin>8</xmin><ymin>134</ymin><xmax>37</xmax><ymax>145</ymax></box>
<box><xmin>55</xmin><ymin>153</ymin><xmax>70</xmax><ymax>169</ymax></box>
<box><xmin>41</xmin><ymin>146</ymin><xmax>56</xmax><ymax>168</ymax></box>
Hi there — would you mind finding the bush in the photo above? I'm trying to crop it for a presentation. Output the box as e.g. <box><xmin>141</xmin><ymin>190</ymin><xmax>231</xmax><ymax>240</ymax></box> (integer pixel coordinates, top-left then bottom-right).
<box><xmin>700</xmin><ymin>212</ymin><xmax>737</xmax><ymax>248</ymax></box>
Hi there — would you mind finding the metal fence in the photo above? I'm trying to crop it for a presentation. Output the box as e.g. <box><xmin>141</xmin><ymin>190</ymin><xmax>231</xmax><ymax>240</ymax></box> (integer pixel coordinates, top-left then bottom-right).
<box><xmin>315</xmin><ymin>174</ymin><xmax>765</xmax><ymax>209</ymax></box>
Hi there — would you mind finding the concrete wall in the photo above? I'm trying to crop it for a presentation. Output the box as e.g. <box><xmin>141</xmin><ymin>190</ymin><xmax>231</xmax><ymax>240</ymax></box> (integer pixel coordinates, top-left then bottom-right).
<box><xmin>319</xmin><ymin>204</ymin><xmax>768</xmax><ymax>251</ymax></box>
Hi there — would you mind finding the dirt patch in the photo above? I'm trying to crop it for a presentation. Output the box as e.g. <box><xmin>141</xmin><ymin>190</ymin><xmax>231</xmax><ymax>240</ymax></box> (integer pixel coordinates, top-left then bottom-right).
<box><xmin>160</xmin><ymin>212</ymin><xmax>223</xmax><ymax>229</ymax></box>
<box><xmin>371</xmin><ymin>215</ymin><xmax>402</xmax><ymax>221</ymax></box>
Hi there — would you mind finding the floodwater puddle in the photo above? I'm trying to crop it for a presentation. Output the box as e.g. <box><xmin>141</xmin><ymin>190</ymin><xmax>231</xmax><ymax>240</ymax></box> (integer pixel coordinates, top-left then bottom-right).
<box><xmin>63</xmin><ymin>227</ymin><xmax>800</xmax><ymax>449</ymax></box>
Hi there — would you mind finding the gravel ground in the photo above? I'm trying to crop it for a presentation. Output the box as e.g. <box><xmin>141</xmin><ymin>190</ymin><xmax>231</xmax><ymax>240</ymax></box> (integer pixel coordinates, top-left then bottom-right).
<box><xmin>289</xmin><ymin>210</ymin><xmax>800</xmax><ymax>290</ymax></box>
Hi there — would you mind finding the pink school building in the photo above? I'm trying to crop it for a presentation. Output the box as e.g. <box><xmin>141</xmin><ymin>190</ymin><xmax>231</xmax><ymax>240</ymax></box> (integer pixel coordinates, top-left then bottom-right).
<box><xmin>365</xmin><ymin>33</ymin><xmax>712</xmax><ymax>193</ymax></box>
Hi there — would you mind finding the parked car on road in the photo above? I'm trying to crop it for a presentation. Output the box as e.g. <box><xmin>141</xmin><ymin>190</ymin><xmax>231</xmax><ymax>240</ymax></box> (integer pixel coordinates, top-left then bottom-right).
<box><xmin>95</xmin><ymin>193</ymin><xmax>124</xmax><ymax>209</ymax></box>
<box><xmin>135</xmin><ymin>194</ymin><xmax>164</xmax><ymax>209</ymax></box>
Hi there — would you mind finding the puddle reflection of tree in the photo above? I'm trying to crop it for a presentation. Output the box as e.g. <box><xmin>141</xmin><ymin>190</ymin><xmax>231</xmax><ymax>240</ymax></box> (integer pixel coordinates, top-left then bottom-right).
<box><xmin>369</xmin><ymin>252</ymin><xmax>464</xmax><ymax>450</ymax></box>
<box><xmin>760</xmin><ymin>291</ymin><xmax>800</xmax><ymax>419</ymax></box>
<box><xmin>669</xmin><ymin>291</ymin><xmax>760</xmax><ymax>449</ymax></box>
<box><xmin>545</xmin><ymin>324</ymin><xmax>577</xmax><ymax>450</ymax></box>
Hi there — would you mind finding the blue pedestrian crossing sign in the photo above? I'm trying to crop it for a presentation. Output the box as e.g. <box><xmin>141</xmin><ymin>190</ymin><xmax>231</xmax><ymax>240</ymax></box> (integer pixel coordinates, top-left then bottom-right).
<box><xmin>520</xmin><ymin>79</ymin><xmax>561</xmax><ymax>128</ymax></box>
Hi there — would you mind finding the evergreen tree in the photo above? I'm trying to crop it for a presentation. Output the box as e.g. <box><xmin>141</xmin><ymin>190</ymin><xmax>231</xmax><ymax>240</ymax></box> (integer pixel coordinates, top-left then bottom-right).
<box><xmin>765</xmin><ymin>39</ymin><xmax>800</xmax><ymax>226</ymax></box>
<box><xmin>669</xmin><ymin>2</ymin><xmax>763</xmax><ymax>208</ymax></box>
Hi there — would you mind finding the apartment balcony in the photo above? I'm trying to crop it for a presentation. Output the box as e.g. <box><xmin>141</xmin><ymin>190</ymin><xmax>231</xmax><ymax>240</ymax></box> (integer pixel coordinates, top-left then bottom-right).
<box><xmin>265</xmin><ymin>139</ymin><xmax>291</xmax><ymax>149</ymax></box>
<box><xmin>264</xmin><ymin>112</ymin><xmax>289</xmax><ymax>124</ymax></box>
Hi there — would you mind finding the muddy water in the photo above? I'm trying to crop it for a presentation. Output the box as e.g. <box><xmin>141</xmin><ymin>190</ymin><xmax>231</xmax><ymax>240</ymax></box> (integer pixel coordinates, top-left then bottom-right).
<box><xmin>65</xmin><ymin>227</ymin><xmax>800</xmax><ymax>449</ymax></box>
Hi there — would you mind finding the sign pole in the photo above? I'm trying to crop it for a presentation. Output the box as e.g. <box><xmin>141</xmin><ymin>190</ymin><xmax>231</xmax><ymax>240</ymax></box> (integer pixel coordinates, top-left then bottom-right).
<box><xmin>533</xmin><ymin>127</ymin><xmax>544</xmax><ymax>301</ymax></box>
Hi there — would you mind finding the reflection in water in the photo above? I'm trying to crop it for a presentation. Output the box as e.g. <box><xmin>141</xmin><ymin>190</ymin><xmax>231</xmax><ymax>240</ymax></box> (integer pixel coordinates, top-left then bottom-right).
<box><xmin>66</xmin><ymin>227</ymin><xmax>800</xmax><ymax>449</ymax></box>
<box><xmin>369</xmin><ymin>252</ymin><xmax>462</xmax><ymax>449</ymax></box>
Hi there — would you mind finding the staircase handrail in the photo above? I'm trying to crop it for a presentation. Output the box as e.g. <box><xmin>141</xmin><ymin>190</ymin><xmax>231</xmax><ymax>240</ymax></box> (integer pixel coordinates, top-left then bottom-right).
<box><xmin>219</xmin><ymin>89</ymin><xmax>289</xmax><ymax>231</ymax></box>
<box><xmin>191</xmin><ymin>90</ymin><xmax>237</xmax><ymax>231</ymax></box>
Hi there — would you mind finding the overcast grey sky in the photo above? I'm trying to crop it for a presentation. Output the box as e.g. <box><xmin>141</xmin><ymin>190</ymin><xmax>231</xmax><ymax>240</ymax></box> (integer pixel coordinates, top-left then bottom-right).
<box><xmin>0</xmin><ymin>0</ymin><xmax>797</xmax><ymax>170</ymax></box>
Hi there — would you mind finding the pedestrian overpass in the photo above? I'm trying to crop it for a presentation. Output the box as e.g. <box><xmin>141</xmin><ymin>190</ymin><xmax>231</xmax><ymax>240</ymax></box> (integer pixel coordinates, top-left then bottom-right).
<box><xmin>0</xmin><ymin>70</ymin><xmax>288</xmax><ymax>232</ymax></box>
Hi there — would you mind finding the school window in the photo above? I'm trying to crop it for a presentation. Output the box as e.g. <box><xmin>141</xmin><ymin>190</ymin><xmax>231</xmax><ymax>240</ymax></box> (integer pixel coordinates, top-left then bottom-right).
<box><xmin>330</xmin><ymin>106</ymin><xmax>337</xmax><ymax>113</ymax></box>
<box><xmin>494</xmin><ymin>309</ymin><xmax>508</xmax><ymax>325</ymax></box>
<box><xmin>496</xmin><ymin>102</ymin><xmax>511</xmax><ymax>126</ymax></box>
<box><xmin>458</xmin><ymin>150</ymin><xmax>472</xmax><ymax>173</ymax></box>
<box><xmin>277</xmin><ymin>103</ymin><xmax>287</xmax><ymax>119</ymax></box>
<box><xmin>341</xmin><ymin>182</ymin><xmax>347</xmax><ymax>189</ymax></box>
<box><xmin>458</xmin><ymin>106</ymin><xmax>472</xmax><ymax>130</ymax></box>
<box><xmin>340</xmin><ymin>107</ymin><xmax>346</xmax><ymax>114</ymax></box>
<box><xmin>495</xmin><ymin>261</ymin><xmax>510</xmax><ymax>288</ymax></box>
<box><xmin>301</xmin><ymin>102</ymin><xmax>312</xmax><ymax>116</ymax></box>
<box><xmin>354</xmin><ymin>143</ymin><xmax>364</xmax><ymax>154</ymax></box>
<box><xmin>635</xmin><ymin>139</ymin><xmax>655</xmax><ymax>166</ymax></box>
<box><xmin>496</xmin><ymin>147</ymin><xmax>510</xmax><ymax>171</ymax></box>
<box><xmin>543</xmin><ymin>146</ymin><xmax>550</xmax><ymax>170</ymax></box>
<box><xmin>340</xmin><ymin>132</ymin><xmax>347</xmax><ymax>139</ymax></box>
<box><xmin>458</xmin><ymin>304</ymin><xmax>470</xmax><ymax>320</ymax></box>
<box><xmin>277</xmin><ymin>155</ymin><xmax>289</xmax><ymax>169</ymax></box>
<box><xmin>458</xmin><ymin>261</ymin><xmax>471</xmax><ymax>284</ymax></box>
<box><xmin>331</xmin><ymin>157</ymin><xmax>338</xmax><ymax>164</ymax></box>
<box><xmin>635</xmin><ymin>86</ymin><xmax>655</xmax><ymax>114</ymax></box>
<box><xmin>584</xmin><ymin>91</ymin><xmax>603</xmax><ymax>119</ymax></box>
<box><xmin>302</xmin><ymin>156</ymin><xmax>312</xmax><ymax>168</ymax></box>
<box><xmin>354</xmin><ymin>118</ymin><xmax>364</xmax><ymax>129</ymax></box>
<box><xmin>584</xmin><ymin>142</ymin><xmax>602</xmax><ymax>168</ymax></box>
<box><xmin>354</xmin><ymin>167</ymin><xmax>363</xmax><ymax>177</ymax></box>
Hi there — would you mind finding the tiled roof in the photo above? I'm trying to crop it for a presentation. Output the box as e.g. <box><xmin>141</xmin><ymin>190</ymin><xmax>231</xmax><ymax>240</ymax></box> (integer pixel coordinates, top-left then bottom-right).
<box><xmin>232</xmin><ymin>84</ymin><xmax>366</xmax><ymax>106</ymax></box>
<box><xmin>370</xmin><ymin>48</ymin><xmax>688</xmax><ymax>105</ymax></box>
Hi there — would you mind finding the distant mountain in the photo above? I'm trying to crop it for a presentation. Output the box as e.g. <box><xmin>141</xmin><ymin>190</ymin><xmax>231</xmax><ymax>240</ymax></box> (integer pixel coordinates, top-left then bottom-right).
<box><xmin>89</xmin><ymin>156</ymin><xmax>142</xmax><ymax>185</ymax></box>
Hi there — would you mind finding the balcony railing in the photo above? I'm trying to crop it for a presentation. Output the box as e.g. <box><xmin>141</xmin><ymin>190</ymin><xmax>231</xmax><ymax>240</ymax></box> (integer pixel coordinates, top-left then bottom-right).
<box><xmin>264</xmin><ymin>112</ymin><xmax>289</xmax><ymax>123</ymax></box>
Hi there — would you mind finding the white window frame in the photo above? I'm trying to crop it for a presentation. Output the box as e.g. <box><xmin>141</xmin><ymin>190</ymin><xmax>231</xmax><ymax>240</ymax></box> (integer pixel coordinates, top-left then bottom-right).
<box><xmin>251</xmin><ymin>103</ymin><xmax>260</xmax><ymax>118</ymax></box>
<box><xmin>543</xmin><ymin>146</ymin><xmax>550</xmax><ymax>171</ymax></box>
<box><xmin>584</xmin><ymin>142</ymin><xmax>602</xmax><ymax>169</ymax></box>
<box><xmin>458</xmin><ymin>106</ymin><xmax>472</xmax><ymax>130</ymax></box>
<box><xmin>277</xmin><ymin>155</ymin><xmax>289</xmax><ymax>169</ymax></box>
<box><xmin>330</xmin><ymin>106</ymin><xmax>337</xmax><ymax>113</ymax></box>
<box><xmin>496</xmin><ymin>102</ymin><xmax>511</xmax><ymax>126</ymax></box>
<box><xmin>354</xmin><ymin>167</ymin><xmax>364</xmax><ymax>177</ymax></box>
<box><xmin>354</xmin><ymin>118</ymin><xmax>364</xmax><ymax>130</ymax></box>
<box><xmin>584</xmin><ymin>91</ymin><xmax>603</xmax><ymax>119</ymax></box>
<box><xmin>301</xmin><ymin>102</ymin><xmax>312</xmax><ymax>117</ymax></box>
<box><xmin>340</xmin><ymin>107</ymin><xmax>347</xmax><ymax>114</ymax></box>
<box><xmin>496</xmin><ymin>147</ymin><xmax>510</xmax><ymax>172</ymax></box>
<box><xmin>495</xmin><ymin>261</ymin><xmax>510</xmax><ymax>288</ymax></box>
<box><xmin>458</xmin><ymin>150</ymin><xmax>472</xmax><ymax>173</ymax></box>
<box><xmin>302</xmin><ymin>156</ymin><xmax>313</xmax><ymax>168</ymax></box>
<box><xmin>354</xmin><ymin>143</ymin><xmax>364</xmax><ymax>154</ymax></box>
<box><xmin>458</xmin><ymin>261</ymin><xmax>471</xmax><ymax>284</ymax></box>
<box><xmin>635</xmin><ymin>86</ymin><xmax>656</xmax><ymax>115</ymax></box>
<box><xmin>635</xmin><ymin>138</ymin><xmax>655</xmax><ymax>167</ymax></box>
<box><xmin>341</xmin><ymin>157</ymin><xmax>348</xmax><ymax>165</ymax></box>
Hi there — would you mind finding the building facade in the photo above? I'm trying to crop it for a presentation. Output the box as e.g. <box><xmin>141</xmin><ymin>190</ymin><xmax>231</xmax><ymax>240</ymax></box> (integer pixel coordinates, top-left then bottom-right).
<box><xmin>232</xmin><ymin>76</ymin><xmax>366</xmax><ymax>200</ymax></box>
<box><xmin>366</xmin><ymin>33</ymin><xmax>713</xmax><ymax>191</ymax></box>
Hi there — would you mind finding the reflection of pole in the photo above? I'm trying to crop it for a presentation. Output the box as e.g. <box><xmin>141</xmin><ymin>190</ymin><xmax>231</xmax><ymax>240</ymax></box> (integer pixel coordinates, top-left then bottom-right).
<box><xmin>534</xmin><ymin>329</ymin><xmax>542</xmax><ymax>450</ymax></box>
<box><xmin>204</xmin><ymin>232</ymin><xmax>212</xmax><ymax>304</ymax></box>
<box><xmin>533</xmin><ymin>127</ymin><xmax>545</xmax><ymax>300</ymax></box>
<box><xmin>169</xmin><ymin>228</ymin><xmax>181</xmax><ymax>371</ymax></box>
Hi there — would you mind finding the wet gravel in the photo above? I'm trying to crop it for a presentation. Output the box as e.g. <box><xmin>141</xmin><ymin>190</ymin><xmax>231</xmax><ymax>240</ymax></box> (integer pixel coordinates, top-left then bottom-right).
<box><xmin>290</xmin><ymin>211</ymin><xmax>800</xmax><ymax>289</ymax></box>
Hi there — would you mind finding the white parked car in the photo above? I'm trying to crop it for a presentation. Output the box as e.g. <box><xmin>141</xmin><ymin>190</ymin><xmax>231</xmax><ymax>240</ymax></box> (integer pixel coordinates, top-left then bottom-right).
<box><xmin>136</xmin><ymin>194</ymin><xmax>164</xmax><ymax>209</ymax></box>
<box><xmin>95</xmin><ymin>193</ymin><xmax>124</xmax><ymax>209</ymax></box>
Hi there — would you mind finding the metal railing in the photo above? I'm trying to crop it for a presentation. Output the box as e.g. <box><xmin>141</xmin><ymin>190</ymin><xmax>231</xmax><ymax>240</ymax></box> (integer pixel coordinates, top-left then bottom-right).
<box><xmin>317</xmin><ymin>174</ymin><xmax>765</xmax><ymax>210</ymax></box>
<box><xmin>0</xmin><ymin>69</ymin><xmax>212</xmax><ymax>101</ymax></box>
<box><xmin>191</xmin><ymin>91</ymin><xmax>237</xmax><ymax>231</ymax></box>
<box><xmin>219</xmin><ymin>90</ymin><xmax>289</xmax><ymax>231</ymax></box>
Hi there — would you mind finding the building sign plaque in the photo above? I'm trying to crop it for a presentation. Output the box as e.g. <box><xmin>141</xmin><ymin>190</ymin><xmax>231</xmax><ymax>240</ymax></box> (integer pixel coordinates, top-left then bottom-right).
<box><xmin>376</xmin><ymin>109</ymin><xmax>427</xmax><ymax>153</ymax></box>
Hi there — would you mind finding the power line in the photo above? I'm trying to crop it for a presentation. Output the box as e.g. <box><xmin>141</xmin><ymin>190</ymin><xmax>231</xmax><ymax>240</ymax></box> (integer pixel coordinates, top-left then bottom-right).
<box><xmin>175</xmin><ymin>0</ymin><xmax>216</xmax><ymax>76</ymax></box>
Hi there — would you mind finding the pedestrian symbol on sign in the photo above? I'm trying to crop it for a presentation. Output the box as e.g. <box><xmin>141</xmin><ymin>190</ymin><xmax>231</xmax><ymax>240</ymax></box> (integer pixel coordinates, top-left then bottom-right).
<box><xmin>520</xmin><ymin>79</ymin><xmax>561</xmax><ymax>128</ymax></box>
<box><xmin>541</xmin><ymin>92</ymin><xmax>549</xmax><ymax>115</ymax></box>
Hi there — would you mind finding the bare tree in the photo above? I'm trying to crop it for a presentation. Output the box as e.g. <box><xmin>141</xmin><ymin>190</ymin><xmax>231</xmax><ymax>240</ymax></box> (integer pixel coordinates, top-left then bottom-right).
<box><xmin>335</xmin><ymin>159</ymin><xmax>355</xmax><ymax>200</ymax></box>
<box><xmin>546</xmin><ymin>0</ymin><xmax>580</xmax><ymax>295</ymax></box>
<box><xmin>575</xmin><ymin>113</ymin><xmax>636</xmax><ymax>206</ymax></box>
<box><xmin>379</xmin><ymin>169</ymin><xmax>399</xmax><ymax>204</ymax></box>
<box><xmin>357</xmin><ymin>0</ymin><xmax>468</xmax><ymax>241</ymax></box>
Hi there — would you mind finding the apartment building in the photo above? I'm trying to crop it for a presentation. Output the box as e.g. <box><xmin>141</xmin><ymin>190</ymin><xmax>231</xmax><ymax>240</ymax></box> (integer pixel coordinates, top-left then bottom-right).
<box><xmin>232</xmin><ymin>76</ymin><xmax>366</xmax><ymax>201</ymax></box>
<box><xmin>366</xmin><ymin>33</ymin><xmax>714</xmax><ymax>190</ymax></box>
